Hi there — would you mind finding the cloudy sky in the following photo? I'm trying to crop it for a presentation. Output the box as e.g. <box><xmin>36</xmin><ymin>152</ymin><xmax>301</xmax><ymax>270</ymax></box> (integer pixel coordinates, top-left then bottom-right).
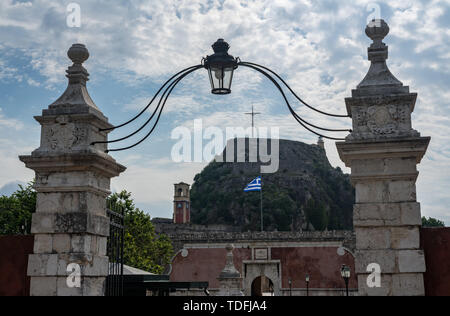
<box><xmin>0</xmin><ymin>0</ymin><xmax>448</xmax><ymax>225</ymax></box>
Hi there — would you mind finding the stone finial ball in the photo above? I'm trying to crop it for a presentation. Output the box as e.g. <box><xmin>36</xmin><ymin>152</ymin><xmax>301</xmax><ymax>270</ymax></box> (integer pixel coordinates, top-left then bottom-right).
<box><xmin>67</xmin><ymin>43</ymin><xmax>89</xmax><ymax>64</ymax></box>
<box><xmin>365</xmin><ymin>19</ymin><xmax>390</xmax><ymax>42</ymax></box>
<box><xmin>225</xmin><ymin>244</ymin><xmax>234</xmax><ymax>252</ymax></box>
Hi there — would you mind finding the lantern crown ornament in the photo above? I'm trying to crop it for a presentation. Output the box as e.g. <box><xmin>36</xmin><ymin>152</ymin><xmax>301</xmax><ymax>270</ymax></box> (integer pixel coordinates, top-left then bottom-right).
<box><xmin>203</xmin><ymin>38</ymin><xmax>239</xmax><ymax>95</ymax></box>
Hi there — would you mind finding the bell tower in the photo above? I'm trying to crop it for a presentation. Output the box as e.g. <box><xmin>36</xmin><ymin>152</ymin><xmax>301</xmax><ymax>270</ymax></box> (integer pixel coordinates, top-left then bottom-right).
<box><xmin>173</xmin><ymin>182</ymin><xmax>191</xmax><ymax>224</ymax></box>
<box><xmin>317</xmin><ymin>136</ymin><xmax>325</xmax><ymax>150</ymax></box>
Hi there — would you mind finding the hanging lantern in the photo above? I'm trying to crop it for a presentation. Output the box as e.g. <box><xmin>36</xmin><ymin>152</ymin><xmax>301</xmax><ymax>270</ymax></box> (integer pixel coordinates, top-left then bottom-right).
<box><xmin>203</xmin><ymin>39</ymin><xmax>239</xmax><ymax>95</ymax></box>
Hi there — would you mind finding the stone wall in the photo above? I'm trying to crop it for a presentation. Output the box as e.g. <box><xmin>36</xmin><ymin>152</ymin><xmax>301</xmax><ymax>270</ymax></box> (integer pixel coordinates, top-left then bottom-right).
<box><xmin>166</xmin><ymin>230</ymin><xmax>355</xmax><ymax>253</ymax></box>
<box><xmin>153</xmin><ymin>218</ymin><xmax>239</xmax><ymax>237</ymax></box>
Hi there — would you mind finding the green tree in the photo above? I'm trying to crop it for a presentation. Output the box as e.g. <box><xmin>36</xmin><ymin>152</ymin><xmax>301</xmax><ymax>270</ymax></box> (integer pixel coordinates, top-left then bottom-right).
<box><xmin>422</xmin><ymin>216</ymin><xmax>445</xmax><ymax>228</ymax></box>
<box><xmin>107</xmin><ymin>191</ymin><xmax>173</xmax><ymax>274</ymax></box>
<box><xmin>304</xmin><ymin>199</ymin><xmax>328</xmax><ymax>231</ymax></box>
<box><xmin>0</xmin><ymin>182</ymin><xmax>36</xmax><ymax>235</ymax></box>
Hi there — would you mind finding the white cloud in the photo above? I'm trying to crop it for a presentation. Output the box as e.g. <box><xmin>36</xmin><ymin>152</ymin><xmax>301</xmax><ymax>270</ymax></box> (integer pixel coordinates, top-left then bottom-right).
<box><xmin>0</xmin><ymin>108</ymin><xmax>37</xmax><ymax>187</ymax></box>
<box><xmin>0</xmin><ymin>108</ymin><xmax>24</xmax><ymax>130</ymax></box>
<box><xmin>0</xmin><ymin>0</ymin><xmax>448</xmax><ymax>223</ymax></box>
<box><xmin>112</xmin><ymin>157</ymin><xmax>208</xmax><ymax>206</ymax></box>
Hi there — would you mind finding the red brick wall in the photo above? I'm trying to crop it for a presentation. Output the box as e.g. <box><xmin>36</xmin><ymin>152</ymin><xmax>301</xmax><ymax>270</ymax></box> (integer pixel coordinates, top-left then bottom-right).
<box><xmin>170</xmin><ymin>246</ymin><xmax>356</xmax><ymax>290</ymax></box>
<box><xmin>271</xmin><ymin>247</ymin><xmax>356</xmax><ymax>289</ymax></box>
<box><xmin>0</xmin><ymin>235</ymin><xmax>34</xmax><ymax>296</ymax></box>
<box><xmin>421</xmin><ymin>227</ymin><xmax>450</xmax><ymax>296</ymax></box>
<box><xmin>171</xmin><ymin>247</ymin><xmax>251</xmax><ymax>288</ymax></box>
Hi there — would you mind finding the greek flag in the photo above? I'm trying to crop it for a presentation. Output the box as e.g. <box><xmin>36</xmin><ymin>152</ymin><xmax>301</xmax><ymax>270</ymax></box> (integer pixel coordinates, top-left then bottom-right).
<box><xmin>244</xmin><ymin>176</ymin><xmax>262</xmax><ymax>192</ymax></box>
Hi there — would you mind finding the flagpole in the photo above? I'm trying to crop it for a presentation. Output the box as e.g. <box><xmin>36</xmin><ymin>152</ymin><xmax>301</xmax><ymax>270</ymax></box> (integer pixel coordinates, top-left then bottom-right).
<box><xmin>260</xmin><ymin>175</ymin><xmax>263</xmax><ymax>232</ymax></box>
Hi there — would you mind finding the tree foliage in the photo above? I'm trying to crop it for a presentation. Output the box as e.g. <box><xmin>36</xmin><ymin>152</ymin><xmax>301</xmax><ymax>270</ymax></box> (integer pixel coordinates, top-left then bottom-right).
<box><xmin>422</xmin><ymin>216</ymin><xmax>445</xmax><ymax>228</ymax></box>
<box><xmin>1</xmin><ymin>183</ymin><xmax>173</xmax><ymax>274</ymax></box>
<box><xmin>107</xmin><ymin>191</ymin><xmax>173</xmax><ymax>274</ymax></box>
<box><xmin>0</xmin><ymin>182</ymin><xmax>36</xmax><ymax>235</ymax></box>
<box><xmin>304</xmin><ymin>199</ymin><xmax>328</xmax><ymax>231</ymax></box>
<box><xmin>190</xmin><ymin>154</ymin><xmax>354</xmax><ymax>232</ymax></box>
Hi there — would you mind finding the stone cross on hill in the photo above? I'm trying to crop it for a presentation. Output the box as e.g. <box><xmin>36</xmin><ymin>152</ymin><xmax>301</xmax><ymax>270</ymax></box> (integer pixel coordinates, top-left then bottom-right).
<box><xmin>245</xmin><ymin>104</ymin><xmax>261</xmax><ymax>138</ymax></box>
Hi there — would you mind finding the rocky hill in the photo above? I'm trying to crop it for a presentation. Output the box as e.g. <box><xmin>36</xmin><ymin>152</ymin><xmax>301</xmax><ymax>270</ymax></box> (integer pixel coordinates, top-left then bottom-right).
<box><xmin>190</xmin><ymin>138</ymin><xmax>354</xmax><ymax>232</ymax></box>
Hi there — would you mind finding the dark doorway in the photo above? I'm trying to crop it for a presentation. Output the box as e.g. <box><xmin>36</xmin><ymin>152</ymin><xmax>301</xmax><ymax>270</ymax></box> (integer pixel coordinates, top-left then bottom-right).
<box><xmin>251</xmin><ymin>276</ymin><xmax>274</xmax><ymax>296</ymax></box>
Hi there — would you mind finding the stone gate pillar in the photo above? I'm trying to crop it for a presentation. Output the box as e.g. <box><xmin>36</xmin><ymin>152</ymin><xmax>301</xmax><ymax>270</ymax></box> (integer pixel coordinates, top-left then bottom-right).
<box><xmin>20</xmin><ymin>44</ymin><xmax>126</xmax><ymax>296</ymax></box>
<box><xmin>336</xmin><ymin>20</ymin><xmax>430</xmax><ymax>296</ymax></box>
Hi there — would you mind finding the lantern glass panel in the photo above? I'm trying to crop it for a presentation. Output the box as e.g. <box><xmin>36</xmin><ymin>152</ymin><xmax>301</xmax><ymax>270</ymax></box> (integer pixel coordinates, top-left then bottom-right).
<box><xmin>209</xmin><ymin>66</ymin><xmax>234</xmax><ymax>94</ymax></box>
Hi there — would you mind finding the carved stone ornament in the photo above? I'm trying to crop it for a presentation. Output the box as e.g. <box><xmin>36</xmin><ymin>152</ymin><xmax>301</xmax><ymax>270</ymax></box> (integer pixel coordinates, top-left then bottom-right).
<box><xmin>366</xmin><ymin>105</ymin><xmax>402</xmax><ymax>135</ymax></box>
<box><xmin>45</xmin><ymin>116</ymin><xmax>87</xmax><ymax>151</ymax></box>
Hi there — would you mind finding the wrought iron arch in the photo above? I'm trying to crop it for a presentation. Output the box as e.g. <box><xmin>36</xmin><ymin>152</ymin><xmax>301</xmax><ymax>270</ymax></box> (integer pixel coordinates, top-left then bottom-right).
<box><xmin>91</xmin><ymin>39</ymin><xmax>351</xmax><ymax>152</ymax></box>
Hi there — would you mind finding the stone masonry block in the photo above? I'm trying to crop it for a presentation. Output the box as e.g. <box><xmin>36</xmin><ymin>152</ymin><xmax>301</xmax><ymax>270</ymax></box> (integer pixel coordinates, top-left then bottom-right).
<box><xmin>96</xmin><ymin>237</ymin><xmax>107</xmax><ymax>256</ymax></box>
<box><xmin>30</xmin><ymin>277</ymin><xmax>57</xmax><ymax>296</ymax></box>
<box><xmin>356</xmin><ymin>227</ymin><xmax>390</xmax><ymax>249</ymax></box>
<box><xmin>392</xmin><ymin>273</ymin><xmax>425</xmax><ymax>296</ymax></box>
<box><xmin>85</xmin><ymin>191</ymin><xmax>108</xmax><ymax>216</ymax></box>
<box><xmin>82</xmin><ymin>277</ymin><xmax>106</xmax><ymax>296</ymax></box>
<box><xmin>36</xmin><ymin>191</ymin><xmax>107</xmax><ymax>216</ymax></box>
<box><xmin>31</xmin><ymin>212</ymin><xmax>53</xmax><ymax>233</ymax></box>
<box><xmin>354</xmin><ymin>202</ymin><xmax>422</xmax><ymax>227</ymax></box>
<box><xmin>390</xmin><ymin>227</ymin><xmax>420</xmax><ymax>249</ymax></box>
<box><xmin>352</xmin><ymin>157</ymin><xmax>417</xmax><ymax>178</ymax></box>
<box><xmin>356</xmin><ymin>227</ymin><xmax>420</xmax><ymax>250</ymax></box>
<box><xmin>56</xmin><ymin>253</ymin><xmax>109</xmax><ymax>277</ymax></box>
<box><xmin>31</xmin><ymin>212</ymin><xmax>109</xmax><ymax>236</ymax></box>
<box><xmin>36</xmin><ymin>192</ymin><xmax>78</xmax><ymax>214</ymax></box>
<box><xmin>388</xmin><ymin>180</ymin><xmax>416</xmax><ymax>203</ymax></box>
<box><xmin>355</xmin><ymin>250</ymin><xmax>396</xmax><ymax>274</ymax></box>
<box><xmin>354</xmin><ymin>203</ymin><xmax>398</xmax><ymax>227</ymax></box>
<box><xmin>355</xmin><ymin>180</ymin><xmax>417</xmax><ymax>204</ymax></box>
<box><xmin>28</xmin><ymin>254</ymin><xmax>58</xmax><ymax>276</ymax></box>
<box><xmin>56</xmin><ymin>277</ymin><xmax>83</xmax><ymax>296</ymax></box>
<box><xmin>56</xmin><ymin>276</ymin><xmax>106</xmax><ymax>296</ymax></box>
<box><xmin>398</xmin><ymin>250</ymin><xmax>426</xmax><ymax>273</ymax></box>
<box><xmin>383</xmin><ymin>158</ymin><xmax>417</xmax><ymax>175</ymax></box>
<box><xmin>52</xmin><ymin>234</ymin><xmax>71</xmax><ymax>253</ymax></box>
<box><xmin>89</xmin><ymin>235</ymin><xmax>97</xmax><ymax>255</ymax></box>
<box><xmin>71</xmin><ymin>234</ymin><xmax>92</xmax><ymax>253</ymax></box>
<box><xmin>355</xmin><ymin>181</ymin><xmax>386</xmax><ymax>203</ymax></box>
<box><xmin>85</xmin><ymin>256</ymin><xmax>109</xmax><ymax>276</ymax></box>
<box><xmin>357</xmin><ymin>273</ymin><xmax>392</xmax><ymax>296</ymax></box>
<box><xmin>400</xmin><ymin>202</ymin><xmax>422</xmax><ymax>226</ymax></box>
<box><xmin>29</xmin><ymin>253</ymin><xmax>108</xmax><ymax>278</ymax></box>
<box><xmin>35</xmin><ymin>170</ymin><xmax>110</xmax><ymax>195</ymax></box>
<box><xmin>34</xmin><ymin>234</ymin><xmax>53</xmax><ymax>254</ymax></box>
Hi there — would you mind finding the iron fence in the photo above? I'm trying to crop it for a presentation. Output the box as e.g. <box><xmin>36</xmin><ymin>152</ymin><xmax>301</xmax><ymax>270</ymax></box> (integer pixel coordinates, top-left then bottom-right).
<box><xmin>105</xmin><ymin>201</ymin><xmax>124</xmax><ymax>296</ymax></box>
